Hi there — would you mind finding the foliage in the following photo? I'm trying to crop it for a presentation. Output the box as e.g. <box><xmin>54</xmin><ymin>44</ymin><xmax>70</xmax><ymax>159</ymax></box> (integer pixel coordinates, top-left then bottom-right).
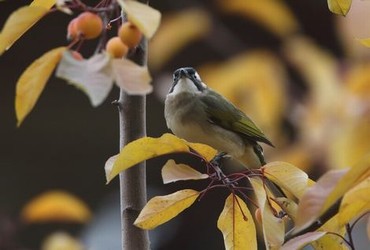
<box><xmin>105</xmin><ymin>134</ymin><xmax>370</xmax><ymax>249</ymax></box>
<box><xmin>1</xmin><ymin>0</ymin><xmax>370</xmax><ymax>249</ymax></box>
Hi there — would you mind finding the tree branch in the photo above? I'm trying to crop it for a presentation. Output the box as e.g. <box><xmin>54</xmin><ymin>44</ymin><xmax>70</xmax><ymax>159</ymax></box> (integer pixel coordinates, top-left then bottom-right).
<box><xmin>116</xmin><ymin>18</ymin><xmax>150</xmax><ymax>250</ymax></box>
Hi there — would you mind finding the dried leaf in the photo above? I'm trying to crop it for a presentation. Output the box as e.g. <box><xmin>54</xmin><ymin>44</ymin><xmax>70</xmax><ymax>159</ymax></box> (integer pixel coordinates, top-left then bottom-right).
<box><xmin>294</xmin><ymin>169</ymin><xmax>348</xmax><ymax>232</ymax></box>
<box><xmin>42</xmin><ymin>232</ymin><xmax>84</xmax><ymax>250</ymax></box>
<box><xmin>56</xmin><ymin>51</ymin><xmax>114</xmax><ymax>107</ymax></box>
<box><xmin>281</xmin><ymin>232</ymin><xmax>327</xmax><ymax>250</ymax></box>
<box><xmin>111</xmin><ymin>58</ymin><xmax>152</xmax><ymax>95</ymax></box>
<box><xmin>217</xmin><ymin>0</ymin><xmax>299</xmax><ymax>37</ymax></box>
<box><xmin>31</xmin><ymin>0</ymin><xmax>56</xmax><ymax>8</ymax></box>
<box><xmin>262</xmin><ymin>161</ymin><xmax>309</xmax><ymax>200</ymax></box>
<box><xmin>0</xmin><ymin>6</ymin><xmax>49</xmax><ymax>55</ymax></box>
<box><xmin>134</xmin><ymin>189</ymin><xmax>199</xmax><ymax>229</ymax></box>
<box><xmin>16</xmin><ymin>47</ymin><xmax>66</xmax><ymax>126</ymax></box>
<box><xmin>21</xmin><ymin>191</ymin><xmax>91</xmax><ymax>223</ymax></box>
<box><xmin>149</xmin><ymin>9</ymin><xmax>211</xmax><ymax>71</ymax></box>
<box><xmin>104</xmin><ymin>154</ymin><xmax>118</xmax><ymax>180</ymax></box>
<box><xmin>338</xmin><ymin>177</ymin><xmax>370</xmax><ymax>227</ymax></box>
<box><xmin>118</xmin><ymin>0</ymin><xmax>161</xmax><ymax>39</ymax></box>
<box><xmin>327</xmin><ymin>0</ymin><xmax>352</xmax><ymax>16</ymax></box>
<box><xmin>106</xmin><ymin>134</ymin><xmax>189</xmax><ymax>183</ymax></box>
<box><xmin>249</xmin><ymin>178</ymin><xmax>284</xmax><ymax>249</ymax></box>
<box><xmin>161</xmin><ymin>159</ymin><xmax>208</xmax><ymax>184</ymax></box>
<box><xmin>217</xmin><ymin>194</ymin><xmax>257</xmax><ymax>250</ymax></box>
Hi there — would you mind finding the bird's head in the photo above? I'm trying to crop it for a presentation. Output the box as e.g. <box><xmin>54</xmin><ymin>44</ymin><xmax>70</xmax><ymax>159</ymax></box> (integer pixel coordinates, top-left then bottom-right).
<box><xmin>169</xmin><ymin>67</ymin><xmax>207</xmax><ymax>94</ymax></box>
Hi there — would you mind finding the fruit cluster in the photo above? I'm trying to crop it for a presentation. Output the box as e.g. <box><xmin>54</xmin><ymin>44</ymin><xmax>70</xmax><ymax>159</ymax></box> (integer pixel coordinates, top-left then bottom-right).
<box><xmin>67</xmin><ymin>11</ymin><xmax>143</xmax><ymax>59</ymax></box>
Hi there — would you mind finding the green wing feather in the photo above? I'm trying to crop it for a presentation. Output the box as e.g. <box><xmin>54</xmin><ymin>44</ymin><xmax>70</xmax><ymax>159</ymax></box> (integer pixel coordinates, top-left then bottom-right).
<box><xmin>200</xmin><ymin>90</ymin><xmax>274</xmax><ymax>147</ymax></box>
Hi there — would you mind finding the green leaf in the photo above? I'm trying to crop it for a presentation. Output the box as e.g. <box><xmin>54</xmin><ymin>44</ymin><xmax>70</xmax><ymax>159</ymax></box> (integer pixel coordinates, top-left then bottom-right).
<box><xmin>217</xmin><ymin>194</ymin><xmax>257</xmax><ymax>250</ymax></box>
<box><xmin>134</xmin><ymin>189</ymin><xmax>199</xmax><ymax>229</ymax></box>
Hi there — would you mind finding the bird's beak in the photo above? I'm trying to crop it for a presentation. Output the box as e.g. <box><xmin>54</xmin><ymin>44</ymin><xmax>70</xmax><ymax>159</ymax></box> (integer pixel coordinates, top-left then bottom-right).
<box><xmin>179</xmin><ymin>68</ymin><xmax>190</xmax><ymax>79</ymax></box>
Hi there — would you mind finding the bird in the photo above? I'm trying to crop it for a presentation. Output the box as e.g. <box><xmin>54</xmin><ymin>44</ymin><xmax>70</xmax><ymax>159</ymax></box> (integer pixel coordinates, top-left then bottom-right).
<box><xmin>164</xmin><ymin>67</ymin><xmax>274</xmax><ymax>169</ymax></box>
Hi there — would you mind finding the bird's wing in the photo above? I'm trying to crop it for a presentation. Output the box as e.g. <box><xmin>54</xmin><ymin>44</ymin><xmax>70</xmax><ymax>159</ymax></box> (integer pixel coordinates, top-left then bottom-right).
<box><xmin>200</xmin><ymin>91</ymin><xmax>274</xmax><ymax>147</ymax></box>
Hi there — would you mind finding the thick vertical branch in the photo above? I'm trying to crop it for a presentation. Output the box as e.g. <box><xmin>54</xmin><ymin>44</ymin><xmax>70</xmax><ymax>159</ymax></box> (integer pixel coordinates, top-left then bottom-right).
<box><xmin>117</xmin><ymin>37</ymin><xmax>150</xmax><ymax>250</ymax></box>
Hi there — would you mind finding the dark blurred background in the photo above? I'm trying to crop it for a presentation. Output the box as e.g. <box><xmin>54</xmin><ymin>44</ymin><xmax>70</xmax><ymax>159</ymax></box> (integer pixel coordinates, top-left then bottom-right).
<box><xmin>1</xmin><ymin>0</ymin><xmax>369</xmax><ymax>249</ymax></box>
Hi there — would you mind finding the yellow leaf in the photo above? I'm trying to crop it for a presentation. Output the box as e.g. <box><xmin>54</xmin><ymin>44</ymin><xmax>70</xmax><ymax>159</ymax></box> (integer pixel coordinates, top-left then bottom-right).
<box><xmin>199</xmin><ymin>51</ymin><xmax>287</xmax><ymax>134</ymax></box>
<box><xmin>249</xmin><ymin>178</ymin><xmax>284</xmax><ymax>249</ymax></box>
<box><xmin>149</xmin><ymin>9</ymin><xmax>211</xmax><ymax>71</ymax></box>
<box><xmin>262</xmin><ymin>161</ymin><xmax>309</xmax><ymax>200</ymax></box>
<box><xmin>30</xmin><ymin>0</ymin><xmax>56</xmax><ymax>9</ymax></box>
<box><xmin>119</xmin><ymin>0</ymin><xmax>161</xmax><ymax>39</ymax></box>
<box><xmin>338</xmin><ymin>177</ymin><xmax>370</xmax><ymax>227</ymax></box>
<box><xmin>161</xmin><ymin>159</ymin><xmax>208</xmax><ymax>184</ymax></box>
<box><xmin>274</xmin><ymin>197</ymin><xmax>298</xmax><ymax>222</ymax></box>
<box><xmin>0</xmin><ymin>6</ymin><xmax>49</xmax><ymax>55</ymax></box>
<box><xmin>329</xmin><ymin>121</ymin><xmax>370</xmax><ymax>169</ymax></box>
<box><xmin>186</xmin><ymin>141</ymin><xmax>217</xmax><ymax>162</ymax></box>
<box><xmin>294</xmin><ymin>169</ymin><xmax>348</xmax><ymax>233</ymax></box>
<box><xmin>106</xmin><ymin>133</ymin><xmax>189</xmax><ymax>183</ymax></box>
<box><xmin>357</xmin><ymin>38</ymin><xmax>370</xmax><ymax>48</ymax></box>
<box><xmin>327</xmin><ymin>0</ymin><xmax>352</xmax><ymax>16</ymax></box>
<box><xmin>311</xmin><ymin>216</ymin><xmax>347</xmax><ymax>250</ymax></box>
<box><xmin>217</xmin><ymin>0</ymin><xmax>299</xmax><ymax>37</ymax></box>
<box><xmin>21</xmin><ymin>190</ymin><xmax>91</xmax><ymax>223</ymax></box>
<box><xmin>322</xmin><ymin>154</ymin><xmax>370</xmax><ymax>213</ymax></box>
<box><xmin>16</xmin><ymin>47</ymin><xmax>66</xmax><ymax>126</ymax></box>
<box><xmin>42</xmin><ymin>232</ymin><xmax>84</xmax><ymax>250</ymax></box>
<box><xmin>134</xmin><ymin>189</ymin><xmax>199</xmax><ymax>229</ymax></box>
<box><xmin>217</xmin><ymin>194</ymin><xmax>257</xmax><ymax>250</ymax></box>
<box><xmin>281</xmin><ymin>232</ymin><xmax>327</xmax><ymax>250</ymax></box>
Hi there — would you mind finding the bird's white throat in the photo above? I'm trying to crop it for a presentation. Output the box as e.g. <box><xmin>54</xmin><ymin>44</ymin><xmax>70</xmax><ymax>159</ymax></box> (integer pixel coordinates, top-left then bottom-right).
<box><xmin>170</xmin><ymin>77</ymin><xmax>203</xmax><ymax>95</ymax></box>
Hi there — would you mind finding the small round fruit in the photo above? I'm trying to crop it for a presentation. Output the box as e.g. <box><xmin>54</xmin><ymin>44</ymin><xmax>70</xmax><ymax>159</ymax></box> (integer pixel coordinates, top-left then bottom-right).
<box><xmin>76</xmin><ymin>12</ymin><xmax>103</xmax><ymax>39</ymax></box>
<box><xmin>118</xmin><ymin>22</ymin><xmax>142</xmax><ymax>48</ymax></box>
<box><xmin>106</xmin><ymin>37</ymin><xmax>129</xmax><ymax>58</ymax></box>
<box><xmin>67</xmin><ymin>18</ymin><xmax>79</xmax><ymax>40</ymax></box>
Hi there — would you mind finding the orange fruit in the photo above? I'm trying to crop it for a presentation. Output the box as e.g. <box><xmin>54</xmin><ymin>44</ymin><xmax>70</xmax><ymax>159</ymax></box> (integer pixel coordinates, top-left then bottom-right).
<box><xmin>67</xmin><ymin>18</ymin><xmax>79</xmax><ymax>40</ymax></box>
<box><xmin>118</xmin><ymin>22</ymin><xmax>142</xmax><ymax>48</ymax></box>
<box><xmin>106</xmin><ymin>37</ymin><xmax>129</xmax><ymax>58</ymax></box>
<box><xmin>76</xmin><ymin>12</ymin><xmax>103</xmax><ymax>39</ymax></box>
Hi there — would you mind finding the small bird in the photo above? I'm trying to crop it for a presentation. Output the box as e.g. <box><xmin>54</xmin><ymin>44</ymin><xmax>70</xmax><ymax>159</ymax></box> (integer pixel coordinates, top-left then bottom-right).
<box><xmin>164</xmin><ymin>67</ymin><xmax>274</xmax><ymax>169</ymax></box>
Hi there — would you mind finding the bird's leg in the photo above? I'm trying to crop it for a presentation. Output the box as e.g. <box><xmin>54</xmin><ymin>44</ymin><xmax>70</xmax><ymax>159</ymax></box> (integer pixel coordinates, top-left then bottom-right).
<box><xmin>210</xmin><ymin>152</ymin><xmax>236</xmax><ymax>187</ymax></box>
